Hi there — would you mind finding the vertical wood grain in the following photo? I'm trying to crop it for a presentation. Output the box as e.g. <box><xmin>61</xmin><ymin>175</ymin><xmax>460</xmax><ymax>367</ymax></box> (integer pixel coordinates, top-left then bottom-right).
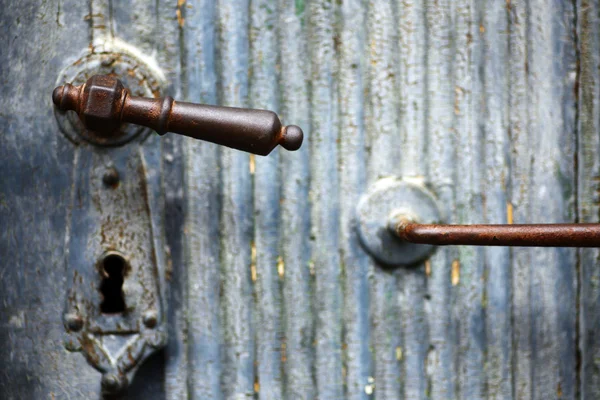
<box><xmin>453</xmin><ymin>1</ymin><xmax>486</xmax><ymax>399</ymax></box>
<box><xmin>366</xmin><ymin>1</ymin><xmax>402</xmax><ymax>398</ymax></box>
<box><xmin>216</xmin><ymin>0</ymin><xmax>255</xmax><ymax>397</ymax></box>
<box><xmin>0</xmin><ymin>0</ymin><xmax>106</xmax><ymax>398</ymax></box>
<box><xmin>481</xmin><ymin>1</ymin><xmax>512</xmax><ymax>398</ymax></box>
<box><xmin>578</xmin><ymin>0</ymin><xmax>600</xmax><ymax>398</ymax></box>
<box><xmin>508</xmin><ymin>0</ymin><xmax>533</xmax><ymax>398</ymax></box>
<box><xmin>396</xmin><ymin>1</ymin><xmax>429</xmax><ymax>399</ymax></box>
<box><xmin>277</xmin><ymin>1</ymin><xmax>315</xmax><ymax>398</ymax></box>
<box><xmin>425</xmin><ymin>0</ymin><xmax>457</xmax><ymax>397</ymax></box>
<box><xmin>1</xmin><ymin>1</ymin><xmax>595</xmax><ymax>398</ymax></box>
<box><xmin>183</xmin><ymin>0</ymin><xmax>223</xmax><ymax>398</ymax></box>
<box><xmin>249</xmin><ymin>0</ymin><xmax>284</xmax><ymax>397</ymax></box>
<box><xmin>527</xmin><ymin>1</ymin><xmax>577</xmax><ymax>398</ymax></box>
<box><xmin>308</xmin><ymin>0</ymin><xmax>344</xmax><ymax>397</ymax></box>
<box><xmin>338</xmin><ymin>0</ymin><xmax>372</xmax><ymax>398</ymax></box>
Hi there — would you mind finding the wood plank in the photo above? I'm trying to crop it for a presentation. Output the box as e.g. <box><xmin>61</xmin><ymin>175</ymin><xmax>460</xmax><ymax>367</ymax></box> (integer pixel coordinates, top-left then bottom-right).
<box><xmin>453</xmin><ymin>1</ymin><xmax>486</xmax><ymax>399</ymax></box>
<box><xmin>396</xmin><ymin>1</ymin><xmax>429</xmax><ymax>399</ymax></box>
<box><xmin>183</xmin><ymin>0</ymin><xmax>223</xmax><ymax>398</ymax></box>
<box><xmin>249</xmin><ymin>0</ymin><xmax>284</xmax><ymax>398</ymax></box>
<box><xmin>308</xmin><ymin>0</ymin><xmax>344</xmax><ymax>397</ymax></box>
<box><xmin>277</xmin><ymin>1</ymin><xmax>315</xmax><ymax>398</ymax></box>
<box><xmin>527</xmin><ymin>1</ymin><xmax>578</xmax><ymax>398</ymax></box>
<box><xmin>337</xmin><ymin>0</ymin><xmax>372</xmax><ymax>398</ymax></box>
<box><xmin>424</xmin><ymin>0</ymin><xmax>457</xmax><ymax>397</ymax></box>
<box><xmin>507</xmin><ymin>1</ymin><xmax>533</xmax><ymax>398</ymax></box>
<box><xmin>0</xmin><ymin>0</ymin><xmax>100</xmax><ymax>397</ymax></box>
<box><xmin>216</xmin><ymin>0</ymin><xmax>255</xmax><ymax>398</ymax></box>
<box><xmin>577</xmin><ymin>0</ymin><xmax>600</xmax><ymax>398</ymax></box>
<box><xmin>366</xmin><ymin>1</ymin><xmax>402</xmax><ymax>398</ymax></box>
<box><xmin>481</xmin><ymin>2</ymin><xmax>512</xmax><ymax>398</ymax></box>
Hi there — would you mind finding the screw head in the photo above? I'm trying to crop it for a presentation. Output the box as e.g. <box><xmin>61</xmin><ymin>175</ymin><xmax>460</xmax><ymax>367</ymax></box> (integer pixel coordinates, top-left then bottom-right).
<box><xmin>101</xmin><ymin>373</ymin><xmax>127</xmax><ymax>394</ymax></box>
<box><xmin>142</xmin><ymin>310</ymin><xmax>158</xmax><ymax>328</ymax></box>
<box><xmin>64</xmin><ymin>313</ymin><xmax>84</xmax><ymax>332</ymax></box>
<box><xmin>102</xmin><ymin>167</ymin><xmax>120</xmax><ymax>188</ymax></box>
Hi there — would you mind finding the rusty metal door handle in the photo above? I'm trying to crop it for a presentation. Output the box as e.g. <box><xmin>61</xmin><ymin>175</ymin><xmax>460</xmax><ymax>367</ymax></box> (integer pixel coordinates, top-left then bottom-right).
<box><xmin>52</xmin><ymin>75</ymin><xmax>303</xmax><ymax>155</ymax></box>
<box><xmin>356</xmin><ymin>179</ymin><xmax>600</xmax><ymax>266</ymax></box>
<box><xmin>392</xmin><ymin>219</ymin><xmax>600</xmax><ymax>248</ymax></box>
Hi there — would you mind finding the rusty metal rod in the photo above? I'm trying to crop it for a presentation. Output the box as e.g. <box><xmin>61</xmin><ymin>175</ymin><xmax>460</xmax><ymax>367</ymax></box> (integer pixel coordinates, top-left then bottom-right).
<box><xmin>393</xmin><ymin>219</ymin><xmax>600</xmax><ymax>247</ymax></box>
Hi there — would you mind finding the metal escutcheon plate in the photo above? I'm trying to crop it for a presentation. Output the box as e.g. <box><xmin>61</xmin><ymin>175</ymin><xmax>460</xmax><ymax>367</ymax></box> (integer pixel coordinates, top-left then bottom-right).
<box><xmin>356</xmin><ymin>177</ymin><xmax>443</xmax><ymax>266</ymax></box>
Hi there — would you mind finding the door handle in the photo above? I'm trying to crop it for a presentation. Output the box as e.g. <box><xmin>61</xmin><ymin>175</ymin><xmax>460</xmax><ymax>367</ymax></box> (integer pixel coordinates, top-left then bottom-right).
<box><xmin>356</xmin><ymin>178</ymin><xmax>600</xmax><ymax>266</ymax></box>
<box><xmin>392</xmin><ymin>219</ymin><xmax>600</xmax><ymax>248</ymax></box>
<box><xmin>53</xmin><ymin>74</ymin><xmax>303</xmax><ymax>155</ymax></box>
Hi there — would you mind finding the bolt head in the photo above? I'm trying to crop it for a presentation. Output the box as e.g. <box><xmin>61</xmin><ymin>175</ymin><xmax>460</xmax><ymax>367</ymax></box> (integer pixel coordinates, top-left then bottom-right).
<box><xmin>102</xmin><ymin>167</ymin><xmax>120</xmax><ymax>188</ymax></box>
<box><xmin>64</xmin><ymin>313</ymin><xmax>84</xmax><ymax>332</ymax></box>
<box><xmin>101</xmin><ymin>373</ymin><xmax>127</xmax><ymax>394</ymax></box>
<box><xmin>143</xmin><ymin>310</ymin><xmax>158</xmax><ymax>328</ymax></box>
<box><xmin>82</xmin><ymin>75</ymin><xmax>126</xmax><ymax>134</ymax></box>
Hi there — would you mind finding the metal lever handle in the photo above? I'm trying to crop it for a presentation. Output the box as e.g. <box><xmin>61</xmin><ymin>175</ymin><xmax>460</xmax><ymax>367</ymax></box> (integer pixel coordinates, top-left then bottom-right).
<box><xmin>52</xmin><ymin>75</ymin><xmax>303</xmax><ymax>155</ymax></box>
<box><xmin>392</xmin><ymin>218</ymin><xmax>600</xmax><ymax>248</ymax></box>
<box><xmin>356</xmin><ymin>179</ymin><xmax>600</xmax><ymax>266</ymax></box>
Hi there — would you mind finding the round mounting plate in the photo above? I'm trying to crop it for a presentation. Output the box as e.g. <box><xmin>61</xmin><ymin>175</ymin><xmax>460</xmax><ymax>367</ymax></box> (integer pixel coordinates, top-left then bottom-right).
<box><xmin>356</xmin><ymin>177</ymin><xmax>443</xmax><ymax>266</ymax></box>
<box><xmin>54</xmin><ymin>42</ymin><xmax>163</xmax><ymax>147</ymax></box>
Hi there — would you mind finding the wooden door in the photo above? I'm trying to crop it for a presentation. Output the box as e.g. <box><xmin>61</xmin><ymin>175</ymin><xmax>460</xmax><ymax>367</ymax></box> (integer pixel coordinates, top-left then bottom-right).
<box><xmin>1</xmin><ymin>0</ymin><xmax>599</xmax><ymax>399</ymax></box>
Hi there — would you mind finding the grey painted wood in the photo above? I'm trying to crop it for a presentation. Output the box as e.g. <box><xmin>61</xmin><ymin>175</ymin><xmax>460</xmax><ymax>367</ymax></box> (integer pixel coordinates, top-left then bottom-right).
<box><xmin>425</xmin><ymin>0</ymin><xmax>457</xmax><ymax>398</ymax></box>
<box><xmin>0</xmin><ymin>1</ymin><xmax>103</xmax><ymax>398</ymax></box>
<box><xmin>308</xmin><ymin>1</ymin><xmax>344</xmax><ymax>398</ymax></box>
<box><xmin>276</xmin><ymin>1</ymin><xmax>315</xmax><ymax>398</ymax></box>
<box><xmin>216</xmin><ymin>1</ymin><xmax>255</xmax><ymax>397</ymax></box>
<box><xmin>527</xmin><ymin>2</ymin><xmax>578</xmax><ymax>399</ymax></box>
<box><xmin>454</xmin><ymin>1</ymin><xmax>486</xmax><ymax>399</ymax></box>
<box><xmin>578</xmin><ymin>1</ymin><xmax>600</xmax><ymax>399</ymax></box>
<box><xmin>366</xmin><ymin>1</ymin><xmax>403</xmax><ymax>399</ymax></box>
<box><xmin>183</xmin><ymin>1</ymin><xmax>223</xmax><ymax>399</ymax></box>
<box><xmin>397</xmin><ymin>2</ymin><xmax>429</xmax><ymax>399</ymax></box>
<box><xmin>338</xmin><ymin>0</ymin><xmax>372</xmax><ymax>399</ymax></box>
<box><xmin>508</xmin><ymin>1</ymin><xmax>533</xmax><ymax>398</ymax></box>
<box><xmin>481</xmin><ymin>2</ymin><xmax>512</xmax><ymax>398</ymax></box>
<box><xmin>1</xmin><ymin>0</ymin><xmax>597</xmax><ymax>399</ymax></box>
<box><xmin>250</xmin><ymin>0</ymin><xmax>284</xmax><ymax>397</ymax></box>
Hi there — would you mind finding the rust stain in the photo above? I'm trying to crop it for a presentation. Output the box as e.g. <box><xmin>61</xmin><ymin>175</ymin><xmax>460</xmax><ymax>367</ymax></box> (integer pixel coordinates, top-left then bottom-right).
<box><xmin>254</xmin><ymin>379</ymin><xmax>260</xmax><ymax>393</ymax></box>
<box><xmin>281</xmin><ymin>339</ymin><xmax>287</xmax><ymax>363</ymax></box>
<box><xmin>425</xmin><ymin>259</ymin><xmax>431</xmax><ymax>277</ymax></box>
<box><xmin>249</xmin><ymin>154</ymin><xmax>255</xmax><ymax>174</ymax></box>
<box><xmin>250</xmin><ymin>242</ymin><xmax>257</xmax><ymax>282</ymax></box>
<box><xmin>176</xmin><ymin>8</ymin><xmax>185</xmax><ymax>28</ymax></box>
<box><xmin>79</xmin><ymin>335</ymin><xmax>100</xmax><ymax>365</ymax></box>
<box><xmin>507</xmin><ymin>202</ymin><xmax>514</xmax><ymax>224</ymax></box>
<box><xmin>277</xmin><ymin>256</ymin><xmax>285</xmax><ymax>278</ymax></box>
<box><xmin>451</xmin><ymin>259</ymin><xmax>460</xmax><ymax>286</ymax></box>
<box><xmin>127</xmin><ymin>349</ymin><xmax>135</xmax><ymax>365</ymax></box>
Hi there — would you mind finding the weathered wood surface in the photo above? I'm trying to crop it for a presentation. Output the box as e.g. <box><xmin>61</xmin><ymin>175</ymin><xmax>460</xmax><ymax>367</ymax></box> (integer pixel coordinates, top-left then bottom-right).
<box><xmin>1</xmin><ymin>0</ymin><xmax>599</xmax><ymax>399</ymax></box>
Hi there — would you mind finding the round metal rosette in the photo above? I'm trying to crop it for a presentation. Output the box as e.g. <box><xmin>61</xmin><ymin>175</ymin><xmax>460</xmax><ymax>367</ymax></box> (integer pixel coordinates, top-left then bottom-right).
<box><xmin>356</xmin><ymin>177</ymin><xmax>443</xmax><ymax>266</ymax></box>
<box><xmin>54</xmin><ymin>39</ymin><xmax>164</xmax><ymax>146</ymax></box>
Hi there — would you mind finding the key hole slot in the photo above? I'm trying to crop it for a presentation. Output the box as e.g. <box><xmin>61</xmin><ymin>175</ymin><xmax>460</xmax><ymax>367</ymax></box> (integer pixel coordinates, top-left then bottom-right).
<box><xmin>99</xmin><ymin>253</ymin><xmax>127</xmax><ymax>314</ymax></box>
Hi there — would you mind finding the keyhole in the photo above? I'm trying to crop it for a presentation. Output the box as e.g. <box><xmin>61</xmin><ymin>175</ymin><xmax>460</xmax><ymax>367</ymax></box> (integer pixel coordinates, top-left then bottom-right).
<box><xmin>99</xmin><ymin>253</ymin><xmax>127</xmax><ymax>314</ymax></box>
